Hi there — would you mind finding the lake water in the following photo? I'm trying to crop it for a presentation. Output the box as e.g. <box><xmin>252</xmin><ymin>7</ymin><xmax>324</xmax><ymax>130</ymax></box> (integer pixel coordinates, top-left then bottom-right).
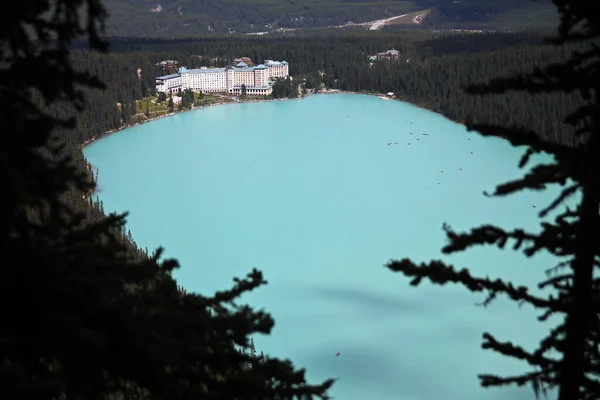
<box><xmin>84</xmin><ymin>94</ymin><xmax>561</xmax><ymax>400</ymax></box>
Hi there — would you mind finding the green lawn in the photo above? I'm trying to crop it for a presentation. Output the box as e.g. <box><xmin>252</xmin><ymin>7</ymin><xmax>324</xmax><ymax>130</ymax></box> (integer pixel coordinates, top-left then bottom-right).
<box><xmin>127</xmin><ymin>96</ymin><xmax>171</xmax><ymax>124</ymax></box>
<box><xmin>137</xmin><ymin>97</ymin><xmax>170</xmax><ymax>114</ymax></box>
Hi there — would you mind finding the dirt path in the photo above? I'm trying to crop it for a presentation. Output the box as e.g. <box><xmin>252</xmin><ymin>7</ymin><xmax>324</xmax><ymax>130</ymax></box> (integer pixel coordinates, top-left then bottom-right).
<box><xmin>368</xmin><ymin>10</ymin><xmax>430</xmax><ymax>30</ymax></box>
<box><xmin>329</xmin><ymin>9</ymin><xmax>429</xmax><ymax>30</ymax></box>
<box><xmin>369</xmin><ymin>14</ymin><xmax>409</xmax><ymax>30</ymax></box>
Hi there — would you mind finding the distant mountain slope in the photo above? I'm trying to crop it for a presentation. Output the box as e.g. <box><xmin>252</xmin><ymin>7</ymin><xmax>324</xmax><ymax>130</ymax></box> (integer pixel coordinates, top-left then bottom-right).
<box><xmin>101</xmin><ymin>0</ymin><xmax>557</xmax><ymax>36</ymax></box>
<box><xmin>103</xmin><ymin>0</ymin><xmax>421</xmax><ymax>36</ymax></box>
<box><xmin>418</xmin><ymin>0</ymin><xmax>558</xmax><ymax>30</ymax></box>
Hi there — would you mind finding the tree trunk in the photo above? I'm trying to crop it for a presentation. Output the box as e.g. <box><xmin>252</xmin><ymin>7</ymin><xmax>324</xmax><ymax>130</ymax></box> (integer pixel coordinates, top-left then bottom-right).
<box><xmin>559</xmin><ymin>134</ymin><xmax>600</xmax><ymax>399</ymax></box>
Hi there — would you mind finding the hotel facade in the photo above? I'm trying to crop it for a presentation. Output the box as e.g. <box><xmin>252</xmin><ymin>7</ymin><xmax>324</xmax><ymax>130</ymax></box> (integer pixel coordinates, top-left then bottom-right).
<box><xmin>155</xmin><ymin>60</ymin><xmax>289</xmax><ymax>96</ymax></box>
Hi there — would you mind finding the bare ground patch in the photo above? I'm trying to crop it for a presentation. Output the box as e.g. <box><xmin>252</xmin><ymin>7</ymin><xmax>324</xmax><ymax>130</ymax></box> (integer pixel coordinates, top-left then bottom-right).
<box><xmin>383</xmin><ymin>9</ymin><xmax>430</xmax><ymax>26</ymax></box>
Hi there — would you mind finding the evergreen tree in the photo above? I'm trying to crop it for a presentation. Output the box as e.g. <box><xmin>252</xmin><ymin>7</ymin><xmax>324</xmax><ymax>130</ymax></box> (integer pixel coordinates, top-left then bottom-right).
<box><xmin>0</xmin><ymin>0</ymin><xmax>334</xmax><ymax>399</ymax></box>
<box><xmin>168</xmin><ymin>94</ymin><xmax>174</xmax><ymax>112</ymax></box>
<box><xmin>272</xmin><ymin>77</ymin><xmax>299</xmax><ymax>99</ymax></box>
<box><xmin>251</xmin><ymin>337</ymin><xmax>257</xmax><ymax>359</ymax></box>
<box><xmin>248</xmin><ymin>338</ymin><xmax>258</xmax><ymax>370</ymax></box>
<box><xmin>241</xmin><ymin>83</ymin><xmax>247</xmax><ymax>97</ymax></box>
<box><xmin>387</xmin><ymin>1</ymin><xmax>599</xmax><ymax>399</ymax></box>
<box><xmin>305</xmin><ymin>73</ymin><xmax>322</xmax><ymax>90</ymax></box>
<box><xmin>181</xmin><ymin>89</ymin><xmax>194</xmax><ymax>109</ymax></box>
<box><xmin>141</xmin><ymin>79</ymin><xmax>148</xmax><ymax>97</ymax></box>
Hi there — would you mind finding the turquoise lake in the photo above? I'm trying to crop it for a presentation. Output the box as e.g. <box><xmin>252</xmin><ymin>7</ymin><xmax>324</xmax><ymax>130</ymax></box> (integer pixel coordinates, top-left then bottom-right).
<box><xmin>84</xmin><ymin>94</ymin><xmax>561</xmax><ymax>400</ymax></box>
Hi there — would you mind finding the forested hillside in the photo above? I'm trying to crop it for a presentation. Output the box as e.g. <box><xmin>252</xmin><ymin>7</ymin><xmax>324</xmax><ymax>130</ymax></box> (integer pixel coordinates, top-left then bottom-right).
<box><xmin>418</xmin><ymin>0</ymin><xmax>558</xmax><ymax>30</ymax></box>
<box><xmin>102</xmin><ymin>0</ymin><xmax>557</xmax><ymax>36</ymax></box>
<box><xmin>103</xmin><ymin>0</ymin><xmax>420</xmax><ymax>36</ymax></box>
<box><xmin>67</xmin><ymin>30</ymin><xmax>581</xmax><ymax>149</ymax></box>
<box><xmin>43</xmin><ymin>52</ymin><xmax>157</xmax><ymax>260</ymax></box>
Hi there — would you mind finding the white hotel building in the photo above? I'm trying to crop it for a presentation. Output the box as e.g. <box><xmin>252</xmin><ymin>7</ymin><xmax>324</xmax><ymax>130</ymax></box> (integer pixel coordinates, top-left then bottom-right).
<box><xmin>155</xmin><ymin>60</ymin><xmax>289</xmax><ymax>96</ymax></box>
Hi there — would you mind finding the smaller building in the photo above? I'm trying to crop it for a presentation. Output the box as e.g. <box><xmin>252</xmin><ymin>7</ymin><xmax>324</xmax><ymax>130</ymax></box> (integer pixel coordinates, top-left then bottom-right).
<box><xmin>233</xmin><ymin>57</ymin><xmax>254</xmax><ymax>66</ymax></box>
<box><xmin>156</xmin><ymin>60</ymin><xmax>179</xmax><ymax>70</ymax></box>
<box><xmin>375</xmin><ymin>49</ymin><xmax>400</xmax><ymax>61</ymax></box>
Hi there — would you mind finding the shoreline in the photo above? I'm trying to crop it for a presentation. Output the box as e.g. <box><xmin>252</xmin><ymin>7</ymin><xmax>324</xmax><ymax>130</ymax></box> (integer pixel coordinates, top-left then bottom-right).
<box><xmin>311</xmin><ymin>89</ymin><xmax>467</xmax><ymax>125</ymax></box>
<box><xmin>80</xmin><ymin>93</ymin><xmax>312</xmax><ymax>198</ymax></box>
<box><xmin>80</xmin><ymin>88</ymin><xmax>465</xmax><ymax>199</ymax></box>
<box><xmin>80</xmin><ymin>89</ymin><xmax>375</xmax><ymax>149</ymax></box>
<box><xmin>80</xmin><ymin>88</ymin><xmax>468</xmax><ymax>151</ymax></box>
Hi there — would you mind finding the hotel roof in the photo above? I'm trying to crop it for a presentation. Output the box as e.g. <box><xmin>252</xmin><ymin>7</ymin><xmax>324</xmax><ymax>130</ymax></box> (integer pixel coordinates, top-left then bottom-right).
<box><xmin>265</xmin><ymin>60</ymin><xmax>288</xmax><ymax>66</ymax></box>
<box><xmin>156</xmin><ymin>73</ymin><xmax>181</xmax><ymax>80</ymax></box>
<box><xmin>179</xmin><ymin>67</ymin><xmax>226</xmax><ymax>73</ymax></box>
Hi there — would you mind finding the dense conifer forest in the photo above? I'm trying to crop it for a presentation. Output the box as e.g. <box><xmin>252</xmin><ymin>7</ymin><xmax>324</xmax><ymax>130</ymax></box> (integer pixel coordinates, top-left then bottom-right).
<box><xmin>66</xmin><ymin>29</ymin><xmax>581</xmax><ymax>151</ymax></box>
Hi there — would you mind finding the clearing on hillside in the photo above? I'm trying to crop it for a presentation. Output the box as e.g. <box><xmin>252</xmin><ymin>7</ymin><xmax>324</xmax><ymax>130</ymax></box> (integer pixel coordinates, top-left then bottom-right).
<box><xmin>381</xmin><ymin>9</ymin><xmax>431</xmax><ymax>26</ymax></box>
